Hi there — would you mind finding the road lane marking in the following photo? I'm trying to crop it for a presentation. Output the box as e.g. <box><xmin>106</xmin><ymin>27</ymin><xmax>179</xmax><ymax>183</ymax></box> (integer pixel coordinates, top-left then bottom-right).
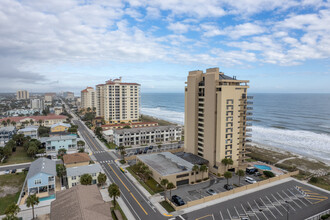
<box><xmin>195</xmin><ymin>214</ymin><xmax>212</xmax><ymax>220</ymax></box>
<box><xmin>219</xmin><ymin>211</ymin><xmax>224</xmax><ymax>220</ymax></box>
<box><xmin>130</xmin><ymin>192</ymin><xmax>148</xmax><ymax>215</ymax></box>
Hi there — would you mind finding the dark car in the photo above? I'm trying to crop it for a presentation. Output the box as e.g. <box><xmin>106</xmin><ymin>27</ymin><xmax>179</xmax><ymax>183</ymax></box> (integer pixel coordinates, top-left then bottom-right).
<box><xmin>172</xmin><ymin>195</ymin><xmax>185</xmax><ymax>206</ymax></box>
<box><xmin>246</xmin><ymin>167</ymin><xmax>258</xmax><ymax>174</ymax></box>
<box><xmin>143</xmin><ymin>147</ymin><xmax>149</xmax><ymax>154</ymax></box>
<box><xmin>224</xmin><ymin>184</ymin><xmax>233</xmax><ymax>190</ymax></box>
<box><xmin>11</xmin><ymin>169</ymin><xmax>17</xmax><ymax>174</ymax></box>
<box><xmin>23</xmin><ymin>167</ymin><xmax>29</xmax><ymax>172</ymax></box>
<box><xmin>138</xmin><ymin>149</ymin><xmax>143</xmax><ymax>154</ymax></box>
<box><xmin>148</xmin><ymin>145</ymin><xmax>154</xmax><ymax>150</ymax></box>
<box><xmin>47</xmin><ymin>155</ymin><xmax>52</xmax><ymax>159</ymax></box>
<box><xmin>134</xmin><ymin>150</ymin><xmax>139</xmax><ymax>155</ymax></box>
<box><xmin>254</xmin><ymin>172</ymin><xmax>262</xmax><ymax>177</ymax></box>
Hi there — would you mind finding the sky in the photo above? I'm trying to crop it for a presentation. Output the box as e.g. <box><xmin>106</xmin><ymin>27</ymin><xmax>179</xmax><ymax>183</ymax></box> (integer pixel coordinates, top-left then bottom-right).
<box><xmin>1</xmin><ymin>0</ymin><xmax>330</xmax><ymax>94</ymax></box>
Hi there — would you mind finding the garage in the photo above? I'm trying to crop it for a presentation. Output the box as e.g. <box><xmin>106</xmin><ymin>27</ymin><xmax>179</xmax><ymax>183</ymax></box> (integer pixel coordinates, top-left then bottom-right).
<box><xmin>176</xmin><ymin>179</ymin><xmax>189</xmax><ymax>186</ymax></box>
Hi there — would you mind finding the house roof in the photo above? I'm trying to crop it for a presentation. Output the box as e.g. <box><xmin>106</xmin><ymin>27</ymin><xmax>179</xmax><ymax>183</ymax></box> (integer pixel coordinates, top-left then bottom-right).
<box><xmin>0</xmin><ymin>126</ymin><xmax>16</xmax><ymax>132</ymax></box>
<box><xmin>113</xmin><ymin>125</ymin><xmax>181</xmax><ymax>135</ymax></box>
<box><xmin>18</xmin><ymin>126</ymin><xmax>39</xmax><ymax>132</ymax></box>
<box><xmin>0</xmin><ymin>115</ymin><xmax>67</xmax><ymax>123</ymax></box>
<box><xmin>50</xmin><ymin>123</ymin><xmax>71</xmax><ymax>129</ymax></box>
<box><xmin>101</xmin><ymin>121</ymin><xmax>158</xmax><ymax>128</ymax></box>
<box><xmin>27</xmin><ymin>158</ymin><xmax>56</xmax><ymax>180</ymax></box>
<box><xmin>51</xmin><ymin>185</ymin><xmax>112</xmax><ymax>220</ymax></box>
<box><xmin>40</xmin><ymin>135</ymin><xmax>77</xmax><ymax>142</ymax></box>
<box><xmin>63</xmin><ymin>153</ymin><xmax>90</xmax><ymax>165</ymax></box>
<box><xmin>67</xmin><ymin>164</ymin><xmax>103</xmax><ymax>177</ymax></box>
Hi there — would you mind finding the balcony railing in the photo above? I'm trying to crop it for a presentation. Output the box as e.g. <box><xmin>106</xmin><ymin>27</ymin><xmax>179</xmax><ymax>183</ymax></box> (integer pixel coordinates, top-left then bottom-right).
<box><xmin>245</xmin><ymin>139</ymin><xmax>252</xmax><ymax>142</ymax></box>
<box><xmin>247</xmin><ymin>107</ymin><xmax>253</xmax><ymax>110</ymax></box>
<box><xmin>246</xmin><ymin>112</ymin><xmax>253</xmax><ymax>116</ymax></box>
<box><xmin>246</xmin><ymin>128</ymin><xmax>252</xmax><ymax>132</ymax></box>
<box><xmin>246</xmin><ymin>123</ymin><xmax>252</xmax><ymax>126</ymax></box>
<box><xmin>247</xmin><ymin>101</ymin><xmax>253</xmax><ymax>105</ymax></box>
<box><xmin>246</xmin><ymin>117</ymin><xmax>253</xmax><ymax>121</ymax></box>
<box><xmin>247</xmin><ymin>96</ymin><xmax>254</xmax><ymax>99</ymax></box>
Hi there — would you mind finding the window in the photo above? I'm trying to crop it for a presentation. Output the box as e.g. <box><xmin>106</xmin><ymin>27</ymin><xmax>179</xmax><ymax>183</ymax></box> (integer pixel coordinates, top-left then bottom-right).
<box><xmin>72</xmin><ymin>176</ymin><xmax>76</xmax><ymax>180</ymax></box>
<box><xmin>92</xmin><ymin>173</ymin><xmax>96</xmax><ymax>177</ymax></box>
<box><xmin>35</xmin><ymin>179</ymin><xmax>41</xmax><ymax>185</ymax></box>
<box><xmin>176</xmin><ymin>173</ymin><xmax>189</xmax><ymax>178</ymax></box>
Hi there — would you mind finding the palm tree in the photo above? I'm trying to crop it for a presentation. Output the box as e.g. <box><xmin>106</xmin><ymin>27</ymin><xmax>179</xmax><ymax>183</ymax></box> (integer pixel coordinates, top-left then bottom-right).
<box><xmin>38</xmin><ymin>119</ymin><xmax>43</xmax><ymax>125</ymax></box>
<box><xmin>192</xmin><ymin>164</ymin><xmax>199</xmax><ymax>182</ymax></box>
<box><xmin>143</xmin><ymin>168</ymin><xmax>152</xmax><ymax>181</ymax></box>
<box><xmin>118</xmin><ymin>146</ymin><xmax>125</xmax><ymax>160</ymax></box>
<box><xmin>167</xmin><ymin>182</ymin><xmax>175</xmax><ymax>199</ymax></box>
<box><xmin>160</xmin><ymin>178</ymin><xmax>169</xmax><ymax>200</ymax></box>
<box><xmin>87</xmin><ymin>107</ymin><xmax>91</xmax><ymax>112</ymax></box>
<box><xmin>224</xmin><ymin>171</ymin><xmax>232</xmax><ymax>185</ymax></box>
<box><xmin>6</xmin><ymin>119</ymin><xmax>11</xmax><ymax>125</ymax></box>
<box><xmin>237</xmin><ymin>169</ymin><xmax>245</xmax><ymax>186</ymax></box>
<box><xmin>11</xmin><ymin>121</ymin><xmax>16</xmax><ymax>127</ymax></box>
<box><xmin>30</xmin><ymin>119</ymin><xmax>34</xmax><ymax>125</ymax></box>
<box><xmin>56</xmin><ymin>164</ymin><xmax>66</xmax><ymax>185</ymax></box>
<box><xmin>108</xmin><ymin>183</ymin><xmax>120</xmax><ymax>206</ymax></box>
<box><xmin>221</xmin><ymin>158</ymin><xmax>234</xmax><ymax>171</ymax></box>
<box><xmin>4</xmin><ymin>203</ymin><xmax>20</xmax><ymax>219</ymax></box>
<box><xmin>200</xmin><ymin>164</ymin><xmax>208</xmax><ymax>180</ymax></box>
<box><xmin>1</xmin><ymin>120</ymin><xmax>7</xmax><ymax>127</ymax></box>
<box><xmin>26</xmin><ymin>194</ymin><xmax>39</xmax><ymax>220</ymax></box>
<box><xmin>97</xmin><ymin>173</ymin><xmax>107</xmax><ymax>186</ymax></box>
<box><xmin>80</xmin><ymin>174</ymin><xmax>92</xmax><ymax>185</ymax></box>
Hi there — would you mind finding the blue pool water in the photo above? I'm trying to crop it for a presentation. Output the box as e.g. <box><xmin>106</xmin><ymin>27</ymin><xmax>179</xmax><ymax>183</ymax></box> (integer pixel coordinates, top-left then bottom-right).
<box><xmin>39</xmin><ymin>194</ymin><xmax>55</xmax><ymax>201</ymax></box>
<box><xmin>254</xmin><ymin>164</ymin><xmax>272</xmax><ymax>170</ymax></box>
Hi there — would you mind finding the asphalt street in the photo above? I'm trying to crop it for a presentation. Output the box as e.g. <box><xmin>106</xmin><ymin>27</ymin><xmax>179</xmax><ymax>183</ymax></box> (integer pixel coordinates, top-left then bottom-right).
<box><xmin>0</xmin><ymin>160</ymin><xmax>62</xmax><ymax>172</ymax></box>
<box><xmin>73</xmin><ymin>119</ymin><xmax>167</xmax><ymax>220</ymax></box>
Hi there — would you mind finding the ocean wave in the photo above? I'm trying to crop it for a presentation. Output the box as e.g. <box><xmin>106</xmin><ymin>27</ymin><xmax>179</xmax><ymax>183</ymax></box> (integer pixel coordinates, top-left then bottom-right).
<box><xmin>141</xmin><ymin>107</ymin><xmax>184</xmax><ymax>124</ymax></box>
<box><xmin>252</xmin><ymin>125</ymin><xmax>330</xmax><ymax>164</ymax></box>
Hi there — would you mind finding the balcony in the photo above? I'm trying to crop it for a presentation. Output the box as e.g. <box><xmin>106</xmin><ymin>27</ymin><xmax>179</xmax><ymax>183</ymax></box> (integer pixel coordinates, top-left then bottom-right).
<box><xmin>246</xmin><ymin>123</ymin><xmax>252</xmax><ymax>126</ymax></box>
<box><xmin>247</xmin><ymin>96</ymin><xmax>253</xmax><ymax>99</ymax></box>
<box><xmin>245</xmin><ymin>139</ymin><xmax>252</xmax><ymax>142</ymax></box>
<box><xmin>247</xmin><ymin>101</ymin><xmax>253</xmax><ymax>105</ymax></box>
<box><xmin>247</xmin><ymin>107</ymin><xmax>253</xmax><ymax>110</ymax></box>
<box><xmin>246</xmin><ymin>128</ymin><xmax>252</xmax><ymax>132</ymax></box>
<box><xmin>246</xmin><ymin>112</ymin><xmax>253</xmax><ymax>116</ymax></box>
<box><xmin>246</xmin><ymin>117</ymin><xmax>253</xmax><ymax>121</ymax></box>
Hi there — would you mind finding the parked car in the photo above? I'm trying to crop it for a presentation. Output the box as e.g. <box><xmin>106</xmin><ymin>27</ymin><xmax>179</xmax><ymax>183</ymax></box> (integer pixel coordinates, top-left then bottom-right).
<box><xmin>148</xmin><ymin>145</ymin><xmax>154</xmax><ymax>150</ymax></box>
<box><xmin>23</xmin><ymin>167</ymin><xmax>29</xmax><ymax>172</ymax></box>
<box><xmin>246</xmin><ymin>167</ymin><xmax>258</xmax><ymax>174</ymax></box>
<box><xmin>254</xmin><ymin>172</ymin><xmax>262</xmax><ymax>177</ymax></box>
<box><xmin>143</xmin><ymin>147</ymin><xmax>149</xmax><ymax>154</ymax></box>
<box><xmin>47</xmin><ymin>155</ymin><xmax>52</xmax><ymax>159</ymax></box>
<box><xmin>172</xmin><ymin>195</ymin><xmax>185</xmax><ymax>206</ymax></box>
<box><xmin>206</xmin><ymin>189</ymin><xmax>217</xmax><ymax>195</ymax></box>
<box><xmin>134</xmin><ymin>150</ymin><xmax>139</xmax><ymax>155</ymax></box>
<box><xmin>138</xmin><ymin>149</ymin><xmax>143</xmax><ymax>154</ymax></box>
<box><xmin>245</xmin><ymin>177</ymin><xmax>257</xmax><ymax>184</ymax></box>
<box><xmin>11</xmin><ymin>169</ymin><xmax>17</xmax><ymax>173</ymax></box>
<box><xmin>224</xmin><ymin>184</ymin><xmax>233</xmax><ymax>190</ymax></box>
<box><xmin>4</xmin><ymin>170</ymin><xmax>10</xmax><ymax>174</ymax></box>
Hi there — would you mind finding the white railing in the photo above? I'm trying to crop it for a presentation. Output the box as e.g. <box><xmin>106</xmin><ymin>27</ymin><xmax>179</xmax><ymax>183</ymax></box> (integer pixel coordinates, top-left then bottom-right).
<box><xmin>305</xmin><ymin>209</ymin><xmax>330</xmax><ymax>220</ymax></box>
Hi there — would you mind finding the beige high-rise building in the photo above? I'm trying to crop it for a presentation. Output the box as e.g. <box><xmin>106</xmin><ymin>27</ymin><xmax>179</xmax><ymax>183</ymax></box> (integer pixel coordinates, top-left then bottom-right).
<box><xmin>96</xmin><ymin>77</ymin><xmax>140</xmax><ymax>123</ymax></box>
<box><xmin>184</xmin><ymin>67</ymin><xmax>253</xmax><ymax>174</ymax></box>
<box><xmin>16</xmin><ymin>90</ymin><xmax>29</xmax><ymax>100</ymax></box>
<box><xmin>81</xmin><ymin>87</ymin><xmax>96</xmax><ymax>110</ymax></box>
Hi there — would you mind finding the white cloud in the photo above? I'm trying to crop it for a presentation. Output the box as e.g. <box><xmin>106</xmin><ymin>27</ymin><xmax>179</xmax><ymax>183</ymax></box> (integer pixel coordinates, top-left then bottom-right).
<box><xmin>167</xmin><ymin>22</ymin><xmax>191</xmax><ymax>33</ymax></box>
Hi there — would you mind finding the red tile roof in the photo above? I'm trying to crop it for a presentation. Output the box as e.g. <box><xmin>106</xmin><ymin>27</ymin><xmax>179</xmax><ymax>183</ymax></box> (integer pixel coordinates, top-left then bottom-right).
<box><xmin>63</xmin><ymin>153</ymin><xmax>90</xmax><ymax>164</ymax></box>
<box><xmin>101</xmin><ymin>122</ymin><xmax>158</xmax><ymax>128</ymax></box>
<box><xmin>0</xmin><ymin>114</ymin><xmax>67</xmax><ymax>123</ymax></box>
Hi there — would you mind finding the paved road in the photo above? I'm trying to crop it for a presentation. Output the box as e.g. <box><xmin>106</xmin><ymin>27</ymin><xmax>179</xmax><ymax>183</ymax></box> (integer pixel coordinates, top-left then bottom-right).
<box><xmin>0</xmin><ymin>160</ymin><xmax>62</xmax><ymax>172</ymax></box>
<box><xmin>73</xmin><ymin>119</ymin><xmax>167</xmax><ymax>220</ymax></box>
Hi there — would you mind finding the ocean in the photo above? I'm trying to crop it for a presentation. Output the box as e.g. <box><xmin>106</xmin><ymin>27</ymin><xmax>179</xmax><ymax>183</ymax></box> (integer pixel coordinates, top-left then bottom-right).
<box><xmin>141</xmin><ymin>93</ymin><xmax>330</xmax><ymax>164</ymax></box>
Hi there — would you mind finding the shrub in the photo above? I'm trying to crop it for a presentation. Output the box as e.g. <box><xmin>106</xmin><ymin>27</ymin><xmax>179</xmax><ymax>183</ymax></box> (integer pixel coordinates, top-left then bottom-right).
<box><xmin>263</xmin><ymin>171</ymin><xmax>275</xmax><ymax>178</ymax></box>
<box><xmin>191</xmin><ymin>181</ymin><xmax>194</xmax><ymax>184</ymax></box>
<box><xmin>275</xmin><ymin>163</ymin><xmax>297</xmax><ymax>172</ymax></box>
<box><xmin>309</xmin><ymin>177</ymin><xmax>319</xmax><ymax>184</ymax></box>
<box><xmin>119</xmin><ymin>159</ymin><xmax>126</xmax><ymax>164</ymax></box>
<box><xmin>196</xmin><ymin>180</ymin><xmax>202</xmax><ymax>183</ymax></box>
<box><xmin>203</xmin><ymin>178</ymin><xmax>209</xmax><ymax>181</ymax></box>
<box><xmin>321</xmin><ymin>214</ymin><xmax>330</xmax><ymax>220</ymax></box>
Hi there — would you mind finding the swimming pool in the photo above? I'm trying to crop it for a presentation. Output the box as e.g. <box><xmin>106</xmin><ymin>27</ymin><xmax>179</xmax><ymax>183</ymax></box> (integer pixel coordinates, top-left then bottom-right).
<box><xmin>254</xmin><ymin>164</ymin><xmax>272</xmax><ymax>170</ymax></box>
<box><xmin>39</xmin><ymin>194</ymin><xmax>55</xmax><ymax>201</ymax></box>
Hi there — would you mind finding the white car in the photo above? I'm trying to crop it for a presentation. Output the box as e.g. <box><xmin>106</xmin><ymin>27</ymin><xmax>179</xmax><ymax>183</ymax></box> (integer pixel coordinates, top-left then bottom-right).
<box><xmin>245</xmin><ymin>177</ymin><xmax>257</xmax><ymax>184</ymax></box>
<box><xmin>4</xmin><ymin>170</ymin><xmax>10</xmax><ymax>174</ymax></box>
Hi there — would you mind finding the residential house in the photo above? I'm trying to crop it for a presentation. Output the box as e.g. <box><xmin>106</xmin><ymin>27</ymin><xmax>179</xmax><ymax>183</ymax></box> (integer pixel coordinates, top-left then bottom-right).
<box><xmin>18</xmin><ymin>126</ymin><xmax>39</xmax><ymax>139</ymax></box>
<box><xmin>67</xmin><ymin>164</ymin><xmax>103</xmax><ymax>188</ymax></box>
<box><xmin>26</xmin><ymin>158</ymin><xmax>56</xmax><ymax>194</ymax></box>
<box><xmin>0</xmin><ymin>115</ymin><xmax>67</xmax><ymax>128</ymax></box>
<box><xmin>50</xmin><ymin>123</ymin><xmax>71</xmax><ymax>133</ymax></box>
<box><xmin>50</xmin><ymin>185</ymin><xmax>112</xmax><ymax>220</ymax></box>
<box><xmin>0</xmin><ymin>126</ymin><xmax>17</xmax><ymax>145</ymax></box>
<box><xmin>40</xmin><ymin>135</ymin><xmax>77</xmax><ymax>155</ymax></box>
<box><xmin>63</xmin><ymin>153</ymin><xmax>91</xmax><ymax>168</ymax></box>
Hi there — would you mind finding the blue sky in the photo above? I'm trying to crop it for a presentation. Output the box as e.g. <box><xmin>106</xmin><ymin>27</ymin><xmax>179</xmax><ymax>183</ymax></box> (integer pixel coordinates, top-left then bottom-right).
<box><xmin>0</xmin><ymin>0</ymin><xmax>330</xmax><ymax>94</ymax></box>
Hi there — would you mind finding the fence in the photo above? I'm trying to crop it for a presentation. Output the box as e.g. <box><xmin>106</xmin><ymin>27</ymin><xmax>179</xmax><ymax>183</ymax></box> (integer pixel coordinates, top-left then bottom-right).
<box><xmin>169</xmin><ymin>170</ymin><xmax>299</xmax><ymax>211</ymax></box>
<box><xmin>305</xmin><ymin>209</ymin><xmax>330</xmax><ymax>220</ymax></box>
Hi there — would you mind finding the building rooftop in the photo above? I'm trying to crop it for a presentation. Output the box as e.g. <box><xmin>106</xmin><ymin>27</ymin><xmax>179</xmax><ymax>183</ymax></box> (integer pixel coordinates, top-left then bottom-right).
<box><xmin>40</xmin><ymin>135</ymin><xmax>77</xmax><ymax>142</ymax></box>
<box><xmin>113</xmin><ymin>125</ymin><xmax>181</xmax><ymax>135</ymax></box>
<box><xmin>101</xmin><ymin>121</ymin><xmax>158</xmax><ymax>129</ymax></box>
<box><xmin>27</xmin><ymin>158</ymin><xmax>56</xmax><ymax>179</ymax></box>
<box><xmin>0</xmin><ymin>126</ymin><xmax>16</xmax><ymax>132</ymax></box>
<box><xmin>67</xmin><ymin>163</ymin><xmax>103</xmax><ymax>177</ymax></box>
<box><xmin>50</xmin><ymin>123</ymin><xmax>71</xmax><ymax>129</ymax></box>
<box><xmin>50</xmin><ymin>185</ymin><xmax>112</xmax><ymax>220</ymax></box>
<box><xmin>0</xmin><ymin>115</ymin><xmax>67</xmax><ymax>123</ymax></box>
<box><xmin>18</xmin><ymin>126</ymin><xmax>39</xmax><ymax>132</ymax></box>
<box><xmin>175</xmin><ymin>152</ymin><xmax>209</xmax><ymax>165</ymax></box>
<box><xmin>63</xmin><ymin>153</ymin><xmax>90</xmax><ymax>165</ymax></box>
<box><xmin>137</xmin><ymin>152</ymin><xmax>193</xmax><ymax>176</ymax></box>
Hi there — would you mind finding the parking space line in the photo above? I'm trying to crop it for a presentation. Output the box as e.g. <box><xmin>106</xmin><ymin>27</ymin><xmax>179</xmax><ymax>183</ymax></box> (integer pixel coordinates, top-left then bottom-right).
<box><xmin>241</xmin><ymin>204</ymin><xmax>248</xmax><ymax>216</ymax></box>
<box><xmin>276</xmin><ymin>192</ymin><xmax>296</xmax><ymax>211</ymax></box>
<box><xmin>227</xmin><ymin>209</ymin><xmax>232</xmax><ymax>219</ymax></box>
<box><xmin>234</xmin><ymin>206</ymin><xmax>240</xmax><ymax>218</ymax></box>
<box><xmin>271</xmin><ymin>194</ymin><xmax>287</xmax><ymax>211</ymax></box>
<box><xmin>287</xmin><ymin>189</ymin><xmax>308</xmax><ymax>207</ymax></box>
<box><xmin>282</xmin><ymin>190</ymin><xmax>301</xmax><ymax>209</ymax></box>
<box><xmin>254</xmin><ymin>200</ymin><xmax>268</xmax><ymax>220</ymax></box>
<box><xmin>266</xmin><ymin>196</ymin><xmax>283</xmax><ymax>216</ymax></box>
<box><xmin>219</xmin><ymin>211</ymin><xmax>224</xmax><ymax>220</ymax></box>
<box><xmin>260</xmin><ymin>198</ymin><xmax>277</xmax><ymax>219</ymax></box>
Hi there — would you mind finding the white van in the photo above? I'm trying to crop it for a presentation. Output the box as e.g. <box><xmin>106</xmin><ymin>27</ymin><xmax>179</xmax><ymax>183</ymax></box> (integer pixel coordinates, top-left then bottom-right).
<box><xmin>245</xmin><ymin>176</ymin><xmax>257</xmax><ymax>184</ymax></box>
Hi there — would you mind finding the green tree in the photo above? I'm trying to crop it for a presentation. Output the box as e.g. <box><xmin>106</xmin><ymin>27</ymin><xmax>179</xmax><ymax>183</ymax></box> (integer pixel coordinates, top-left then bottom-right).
<box><xmin>6</xmin><ymin>119</ymin><xmax>11</xmax><ymax>125</ymax></box>
<box><xmin>80</xmin><ymin>174</ymin><xmax>92</xmax><ymax>185</ymax></box>
<box><xmin>108</xmin><ymin>183</ymin><xmax>120</xmax><ymax>206</ymax></box>
<box><xmin>118</xmin><ymin>146</ymin><xmax>126</xmax><ymax>160</ymax></box>
<box><xmin>26</xmin><ymin>194</ymin><xmax>39</xmax><ymax>220</ymax></box>
<box><xmin>11</xmin><ymin>121</ymin><xmax>16</xmax><ymax>127</ymax></box>
<box><xmin>58</xmin><ymin>148</ymin><xmax>67</xmax><ymax>156</ymax></box>
<box><xmin>224</xmin><ymin>171</ymin><xmax>232</xmax><ymax>185</ymax></box>
<box><xmin>78</xmin><ymin>148</ymin><xmax>85</xmax><ymax>153</ymax></box>
<box><xmin>56</xmin><ymin>164</ymin><xmax>66</xmax><ymax>185</ymax></box>
<box><xmin>160</xmin><ymin>178</ymin><xmax>169</xmax><ymax>200</ymax></box>
<box><xmin>94</xmin><ymin>127</ymin><xmax>103</xmax><ymax>138</ymax></box>
<box><xmin>167</xmin><ymin>182</ymin><xmax>175</xmax><ymax>199</ymax></box>
<box><xmin>29</xmin><ymin>119</ymin><xmax>34</xmax><ymax>125</ymax></box>
<box><xmin>97</xmin><ymin>173</ymin><xmax>107</xmax><ymax>186</ymax></box>
<box><xmin>236</xmin><ymin>169</ymin><xmax>245</xmax><ymax>186</ymax></box>
<box><xmin>77</xmin><ymin>140</ymin><xmax>85</xmax><ymax>147</ymax></box>
<box><xmin>4</xmin><ymin>203</ymin><xmax>20</xmax><ymax>219</ymax></box>
<box><xmin>221</xmin><ymin>158</ymin><xmax>234</xmax><ymax>171</ymax></box>
<box><xmin>200</xmin><ymin>164</ymin><xmax>208</xmax><ymax>180</ymax></box>
<box><xmin>27</xmin><ymin>143</ymin><xmax>38</xmax><ymax>157</ymax></box>
<box><xmin>192</xmin><ymin>164</ymin><xmax>199</xmax><ymax>182</ymax></box>
<box><xmin>263</xmin><ymin>171</ymin><xmax>275</xmax><ymax>178</ymax></box>
<box><xmin>38</xmin><ymin>119</ymin><xmax>43</xmax><ymax>125</ymax></box>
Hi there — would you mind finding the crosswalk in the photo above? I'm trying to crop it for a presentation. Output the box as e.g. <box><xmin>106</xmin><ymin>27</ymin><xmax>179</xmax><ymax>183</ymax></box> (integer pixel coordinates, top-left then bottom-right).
<box><xmin>93</xmin><ymin>151</ymin><xmax>106</xmax><ymax>154</ymax></box>
<box><xmin>98</xmin><ymin>160</ymin><xmax>114</xmax><ymax>164</ymax></box>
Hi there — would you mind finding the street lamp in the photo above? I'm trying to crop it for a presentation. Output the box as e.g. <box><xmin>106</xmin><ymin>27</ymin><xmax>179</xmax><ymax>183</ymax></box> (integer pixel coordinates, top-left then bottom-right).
<box><xmin>285</xmin><ymin>200</ymin><xmax>290</xmax><ymax>220</ymax></box>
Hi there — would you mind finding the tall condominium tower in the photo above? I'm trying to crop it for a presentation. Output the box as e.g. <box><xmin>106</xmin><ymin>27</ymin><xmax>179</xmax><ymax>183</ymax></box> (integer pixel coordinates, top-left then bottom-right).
<box><xmin>16</xmin><ymin>90</ymin><xmax>29</xmax><ymax>100</ymax></box>
<box><xmin>81</xmin><ymin>87</ymin><xmax>96</xmax><ymax>110</ymax></box>
<box><xmin>96</xmin><ymin>77</ymin><xmax>140</xmax><ymax>123</ymax></box>
<box><xmin>184</xmin><ymin>68</ymin><xmax>253</xmax><ymax>174</ymax></box>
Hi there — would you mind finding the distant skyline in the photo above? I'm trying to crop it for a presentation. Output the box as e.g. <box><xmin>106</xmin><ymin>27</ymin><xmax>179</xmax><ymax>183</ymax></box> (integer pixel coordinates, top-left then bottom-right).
<box><xmin>1</xmin><ymin>0</ymin><xmax>330</xmax><ymax>94</ymax></box>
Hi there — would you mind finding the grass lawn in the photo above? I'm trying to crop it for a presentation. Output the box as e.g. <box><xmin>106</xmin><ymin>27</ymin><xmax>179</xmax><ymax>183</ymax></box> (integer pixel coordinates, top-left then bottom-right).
<box><xmin>1</xmin><ymin>147</ymin><xmax>34</xmax><ymax>166</ymax></box>
<box><xmin>160</xmin><ymin>201</ymin><xmax>175</xmax><ymax>213</ymax></box>
<box><xmin>0</xmin><ymin>172</ymin><xmax>27</xmax><ymax>215</ymax></box>
<box><xmin>110</xmin><ymin>201</ymin><xmax>128</xmax><ymax>220</ymax></box>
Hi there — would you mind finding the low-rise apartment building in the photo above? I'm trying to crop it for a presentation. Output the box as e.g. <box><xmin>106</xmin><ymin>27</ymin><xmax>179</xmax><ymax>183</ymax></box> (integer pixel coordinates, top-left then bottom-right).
<box><xmin>50</xmin><ymin>123</ymin><xmax>71</xmax><ymax>133</ymax></box>
<box><xmin>113</xmin><ymin>125</ymin><xmax>182</xmax><ymax>147</ymax></box>
<box><xmin>40</xmin><ymin>135</ymin><xmax>77</xmax><ymax>155</ymax></box>
<box><xmin>0</xmin><ymin>126</ymin><xmax>17</xmax><ymax>145</ymax></box>
<box><xmin>67</xmin><ymin>164</ymin><xmax>103</xmax><ymax>188</ymax></box>
<box><xmin>137</xmin><ymin>152</ymin><xmax>208</xmax><ymax>187</ymax></box>
<box><xmin>0</xmin><ymin>115</ymin><xmax>67</xmax><ymax>128</ymax></box>
<box><xmin>101</xmin><ymin>122</ymin><xmax>158</xmax><ymax>130</ymax></box>
<box><xmin>18</xmin><ymin>126</ymin><xmax>39</xmax><ymax>139</ymax></box>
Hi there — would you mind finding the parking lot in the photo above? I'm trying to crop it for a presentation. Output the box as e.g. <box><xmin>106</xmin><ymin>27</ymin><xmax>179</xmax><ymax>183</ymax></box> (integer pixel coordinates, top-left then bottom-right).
<box><xmin>177</xmin><ymin>180</ymin><xmax>330</xmax><ymax>220</ymax></box>
<box><xmin>171</xmin><ymin>173</ymin><xmax>262</xmax><ymax>203</ymax></box>
<box><xmin>116</xmin><ymin>142</ymin><xmax>183</xmax><ymax>157</ymax></box>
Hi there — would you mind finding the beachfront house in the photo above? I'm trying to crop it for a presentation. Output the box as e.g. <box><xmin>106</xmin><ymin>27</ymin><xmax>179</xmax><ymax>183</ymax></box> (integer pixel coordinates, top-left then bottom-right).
<box><xmin>17</xmin><ymin>125</ymin><xmax>39</xmax><ymax>139</ymax></box>
<box><xmin>27</xmin><ymin>158</ymin><xmax>56</xmax><ymax>195</ymax></box>
<box><xmin>40</xmin><ymin>135</ymin><xmax>77</xmax><ymax>155</ymax></box>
